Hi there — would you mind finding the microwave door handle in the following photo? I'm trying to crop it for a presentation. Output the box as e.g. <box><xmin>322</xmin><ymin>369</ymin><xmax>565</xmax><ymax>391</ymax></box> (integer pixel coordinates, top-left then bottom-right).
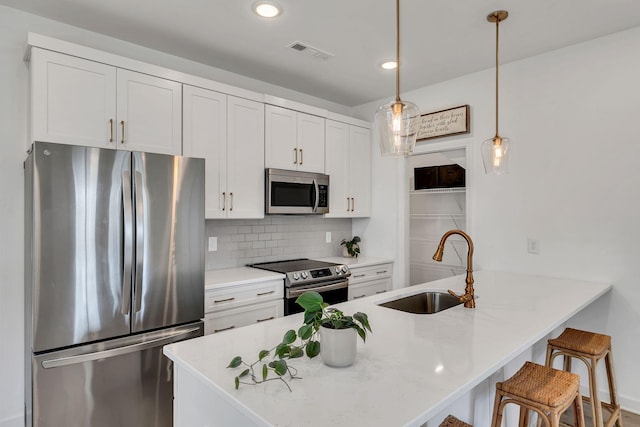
<box><xmin>312</xmin><ymin>179</ymin><xmax>319</xmax><ymax>212</ymax></box>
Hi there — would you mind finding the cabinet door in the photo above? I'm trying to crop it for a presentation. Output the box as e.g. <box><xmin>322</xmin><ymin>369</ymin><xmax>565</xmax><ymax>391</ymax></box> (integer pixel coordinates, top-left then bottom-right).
<box><xmin>297</xmin><ymin>113</ymin><xmax>325</xmax><ymax>173</ymax></box>
<box><xmin>349</xmin><ymin>126</ymin><xmax>372</xmax><ymax>217</ymax></box>
<box><xmin>183</xmin><ymin>85</ymin><xmax>227</xmax><ymax>219</ymax></box>
<box><xmin>265</xmin><ymin>104</ymin><xmax>297</xmax><ymax>170</ymax></box>
<box><xmin>227</xmin><ymin>96</ymin><xmax>265</xmax><ymax>219</ymax></box>
<box><xmin>31</xmin><ymin>48</ymin><xmax>116</xmax><ymax>148</ymax></box>
<box><xmin>324</xmin><ymin>120</ymin><xmax>350</xmax><ymax>217</ymax></box>
<box><xmin>116</xmin><ymin>69</ymin><xmax>182</xmax><ymax>155</ymax></box>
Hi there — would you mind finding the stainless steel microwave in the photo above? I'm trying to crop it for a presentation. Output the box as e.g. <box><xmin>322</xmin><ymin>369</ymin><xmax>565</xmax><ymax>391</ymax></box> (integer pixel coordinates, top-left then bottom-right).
<box><xmin>265</xmin><ymin>168</ymin><xmax>329</xmax><ymax>214</ymax></box>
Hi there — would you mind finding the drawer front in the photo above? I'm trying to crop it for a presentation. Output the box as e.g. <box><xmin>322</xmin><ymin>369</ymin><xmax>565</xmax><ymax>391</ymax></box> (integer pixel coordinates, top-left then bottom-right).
<box><xmin>348</xmin><ymin>278</ymin><xmax>390</xmax><ymax>301</ymax></box>
<box><xmin>349</xmin><ymin>263</ymin><xmax>393</xmax><ymax>285</ymax></box>
<box><xmin>204</xmin><ymin>300</ymin><xmax>284</xmax><ymax>335</ymax></box>
<box><xmin>205</xmin><ymin>279</ymin><xmax>284</xmax><ymax>314</ymax></box>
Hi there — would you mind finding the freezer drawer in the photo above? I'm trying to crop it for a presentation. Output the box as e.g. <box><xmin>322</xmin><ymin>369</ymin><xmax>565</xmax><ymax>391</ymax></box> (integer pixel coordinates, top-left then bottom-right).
<box><xmin>28</xmin><ymin>322</ymin><xmax>203</xmax><ymax>427</ymax></box>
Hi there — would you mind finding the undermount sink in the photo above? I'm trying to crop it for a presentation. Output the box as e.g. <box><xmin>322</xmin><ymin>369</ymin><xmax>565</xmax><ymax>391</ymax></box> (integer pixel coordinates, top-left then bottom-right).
<box><xmin>378</xmin><ymin>291</ymin><xmax>463</xmax><ymax>314</ymax></box>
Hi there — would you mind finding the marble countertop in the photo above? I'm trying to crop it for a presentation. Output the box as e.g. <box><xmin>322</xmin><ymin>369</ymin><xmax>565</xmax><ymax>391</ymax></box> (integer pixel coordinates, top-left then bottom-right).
<box><xmin>205</xmin><ymin>267</ymin><xmax>285</xmax><ymax>291</ymax></box>
<box><xmin>165</xmin><ymin>271</ymin><xmax>611</xmax><ymax>426</ymax></box>
<box><xmin>318</xmin><ymin>255</ymin><xmax>393</xmax><ymax>268</ymax></box>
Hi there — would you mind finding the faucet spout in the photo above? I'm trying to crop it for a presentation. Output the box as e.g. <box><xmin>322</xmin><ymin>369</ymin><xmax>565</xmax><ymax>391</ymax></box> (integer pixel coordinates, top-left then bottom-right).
<box><xmin>432</xmin><ymin>229</ymin><xmax>476</xmax><ymax>308</ymax></box>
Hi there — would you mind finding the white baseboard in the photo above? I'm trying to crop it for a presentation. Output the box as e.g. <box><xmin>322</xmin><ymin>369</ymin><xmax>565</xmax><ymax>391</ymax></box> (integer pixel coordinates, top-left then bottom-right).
<box><xmin>0</xmin><ymin>413</ymin><xmax>22</xmax><ymax>427</ymax></box>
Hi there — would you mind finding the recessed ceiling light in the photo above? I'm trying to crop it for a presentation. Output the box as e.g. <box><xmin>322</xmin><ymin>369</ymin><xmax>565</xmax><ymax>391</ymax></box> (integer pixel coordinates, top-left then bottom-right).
<box><xmin>254</xmin><ymin>2</ymin><xmax>281</xmax><ymax>18</ymax></box>
<box><xmin>381</xmin><ymin>61</ymin><xmax>397</xmax><ymax>70</ymax></box>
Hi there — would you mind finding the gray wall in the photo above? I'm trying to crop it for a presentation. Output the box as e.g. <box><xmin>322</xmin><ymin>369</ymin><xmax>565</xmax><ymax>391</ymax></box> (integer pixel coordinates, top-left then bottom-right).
<box><xmin>205</xmin><ymin>217</ymin><xmax>353</xmax><ymax>269</ymax></box>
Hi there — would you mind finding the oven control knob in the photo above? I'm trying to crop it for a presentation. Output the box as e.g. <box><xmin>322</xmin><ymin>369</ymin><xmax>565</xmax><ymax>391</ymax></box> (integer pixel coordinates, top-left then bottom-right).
<box><xmin>301</xmin><ymin>271</ymin><xmax>308</xmax><ymax>279</ymax></box>
<box><xmin>292</xmin><ymin>272</ymin><xmax>300</xmax><ymax>280</ymax></box>
<box><xmin>341</xmin><ymin>266</ymin><xmax>349</xmax><ymax>274</ymax></box>
<box><xmin>335</xmin><ymin>267</ymin><xmax>341</xmax><ymax>274</ymax></box>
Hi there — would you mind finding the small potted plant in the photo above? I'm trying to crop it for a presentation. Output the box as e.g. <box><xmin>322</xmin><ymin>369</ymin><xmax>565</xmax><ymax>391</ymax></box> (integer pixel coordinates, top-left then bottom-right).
<box><xmin>340</xmin><ymin>236</ymin><xmax>361</xmax><ymax>258</ymax></box>
<box><xmin>227</xmin><ymin>291</ymin><xmax>371</xmax><ymax>390</ymax></box>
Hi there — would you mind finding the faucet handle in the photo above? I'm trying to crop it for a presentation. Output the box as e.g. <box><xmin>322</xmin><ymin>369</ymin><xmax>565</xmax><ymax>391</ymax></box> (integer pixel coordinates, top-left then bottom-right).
<box><xmin>448</xmin><ymin>289</ymin><xmax>463</xmax><ymax>300</ymax></box>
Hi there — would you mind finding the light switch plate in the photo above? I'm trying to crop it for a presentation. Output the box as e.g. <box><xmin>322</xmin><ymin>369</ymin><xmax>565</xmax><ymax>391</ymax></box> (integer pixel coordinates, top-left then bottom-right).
<box><xmin>208</xmin><ymin>236</ymin><xmax>217</xmax><ymax>252</ymax></box>
<box><xmin>326</xmin><ymin>232</ymin><xmax>332</xmax><ymax>243</ymax></box>
<box><xmin>527</xmin><ymin>238</ymin><xmax>539</xmax><ymax>254</ymax></box>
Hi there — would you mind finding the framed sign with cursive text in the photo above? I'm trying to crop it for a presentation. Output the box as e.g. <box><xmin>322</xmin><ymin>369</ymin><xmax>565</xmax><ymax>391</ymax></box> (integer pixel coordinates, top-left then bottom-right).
<box><xmin>416</xmin><ymin>105</ymin><xmax>470</xmax><ymax>141</ymax></box>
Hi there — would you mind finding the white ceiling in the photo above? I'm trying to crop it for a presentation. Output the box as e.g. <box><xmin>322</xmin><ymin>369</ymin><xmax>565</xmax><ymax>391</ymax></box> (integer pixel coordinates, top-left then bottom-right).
<box><xmin>3</xmin><ymin>0</ymin><xmax>640</xmax><ymax>107</ymax></box>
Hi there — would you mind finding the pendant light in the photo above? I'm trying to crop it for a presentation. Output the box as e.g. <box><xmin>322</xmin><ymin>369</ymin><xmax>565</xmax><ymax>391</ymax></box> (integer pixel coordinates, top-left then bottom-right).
<box><xmin>374</xmin><ymin>0</ymin><xmax>419</xmax><ymax>157</ymax></box>
<box><xmin>481</xmin><ymin>10</ymin><xmax>510</xmax><ymax>174</ymax></box>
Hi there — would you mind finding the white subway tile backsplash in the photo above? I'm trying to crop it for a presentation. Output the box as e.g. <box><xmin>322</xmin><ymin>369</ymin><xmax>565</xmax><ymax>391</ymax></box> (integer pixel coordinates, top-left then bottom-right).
<box><xmin>205</xmin><ymin>216</ymin><xmax>352</xmax><ymax>269</ymax></box>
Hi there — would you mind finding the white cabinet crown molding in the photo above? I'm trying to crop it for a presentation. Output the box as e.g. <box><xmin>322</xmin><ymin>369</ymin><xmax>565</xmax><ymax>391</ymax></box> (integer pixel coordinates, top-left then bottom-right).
<box><xmin>25</xmin><ymin>32</ymin><xmax>264</xmax><ymax>103</ymax></box>
<box><xmin>263</xmin><ymin>94</ymin><xmax>328</xmax><ymax>118</ymax></box>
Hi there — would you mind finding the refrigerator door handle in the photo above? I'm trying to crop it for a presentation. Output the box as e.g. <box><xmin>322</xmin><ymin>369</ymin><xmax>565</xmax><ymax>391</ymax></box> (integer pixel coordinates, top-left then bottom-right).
<box><xmin>133</xmin><ymin>171</ymin><xmax>145</xmax><ymax>313</ymax></box>
<box><xmin>41</xmin><ymin>327</ymin><xmax>201</xmax><ymax>369</ymax></box>
<box><xmin>121</xmin><ymin>170</ymin><xmax>133</xmax><ymax>315</ymax></box>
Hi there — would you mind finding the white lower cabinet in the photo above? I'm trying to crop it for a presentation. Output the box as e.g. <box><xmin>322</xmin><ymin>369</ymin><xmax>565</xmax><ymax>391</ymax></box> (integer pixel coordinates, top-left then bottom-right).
<box><xmin>348</xmin><ymin>262</ymin><xmax>393</xmax><ymax>300</ymax></box>
<box><xmin>204</xmin><ymin>277</ymin><xmax>284</xmax><ymax>335</ymax></box>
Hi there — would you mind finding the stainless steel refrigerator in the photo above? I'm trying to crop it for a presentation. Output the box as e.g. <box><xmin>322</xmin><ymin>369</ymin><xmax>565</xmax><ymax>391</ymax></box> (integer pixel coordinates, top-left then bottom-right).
<box><xmin>24</xmin><ymin>141</ymin><xmax>205</xmax><ymax>427</ymax></box>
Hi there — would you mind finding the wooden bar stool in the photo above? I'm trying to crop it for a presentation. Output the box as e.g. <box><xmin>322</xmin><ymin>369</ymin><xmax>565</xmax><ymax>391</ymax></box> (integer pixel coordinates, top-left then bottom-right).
<box><xmin>546</xmin><ymin>328</ymin><xmax>623</xmax><ymax>427</ymax></box>
<box><xmin>490</xmin><ymin>361</ymin><xmax>585</xmax><ymax>427</ymax></box>
<box><xmin>440</xmin><ymin>415</ymin><xmax>472</xmax><ymax>427</ymax></box>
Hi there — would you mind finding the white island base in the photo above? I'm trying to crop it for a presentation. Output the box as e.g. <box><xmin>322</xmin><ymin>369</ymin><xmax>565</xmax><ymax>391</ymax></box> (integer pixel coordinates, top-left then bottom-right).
<box><xmin>164</xmin><ymin>271</ymin><xmax>611</xmax><ymax>427</ymax></box>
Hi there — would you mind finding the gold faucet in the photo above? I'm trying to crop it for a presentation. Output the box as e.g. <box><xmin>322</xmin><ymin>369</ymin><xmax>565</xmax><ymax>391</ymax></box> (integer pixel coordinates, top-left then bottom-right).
<box><xmin>432</xmin><ymin>229</ymin><xmax>476</xmax><ymax>308</ymax></box>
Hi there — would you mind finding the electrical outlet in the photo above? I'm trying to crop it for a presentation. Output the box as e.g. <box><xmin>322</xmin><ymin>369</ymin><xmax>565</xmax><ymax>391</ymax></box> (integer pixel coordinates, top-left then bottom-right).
<box><xmin>208</xmin><ymin>236</ymin><xmax>217</xmax><ymax>252</ymax></box>
<box><xmin>326</xmin><ymin>232</ymin><xmax>332</xmax><ymax>243</ymax></box>
<box><xmin>527</xmin><ymin>238</ymin><xmax>539</xmax><ymax>255</ymax></box>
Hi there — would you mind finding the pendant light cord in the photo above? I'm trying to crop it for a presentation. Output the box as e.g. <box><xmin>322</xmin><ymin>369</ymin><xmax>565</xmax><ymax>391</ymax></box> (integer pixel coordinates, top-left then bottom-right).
<box><xmin>494</xmin><ymin>16</ymin><xmax>500</xmax><ymax>138</ymax></box>
<box><xmin>395</xmin><ymin>0</ymin><xmax>401</xmax><ymax>103</ymax></box>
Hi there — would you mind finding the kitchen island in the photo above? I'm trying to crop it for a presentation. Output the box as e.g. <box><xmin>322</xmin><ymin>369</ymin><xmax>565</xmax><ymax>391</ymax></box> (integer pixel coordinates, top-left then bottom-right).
<box><xmin>163</xmin><ymin>271</ymin><xmax>611</xmax><ymax>426</ymax></box>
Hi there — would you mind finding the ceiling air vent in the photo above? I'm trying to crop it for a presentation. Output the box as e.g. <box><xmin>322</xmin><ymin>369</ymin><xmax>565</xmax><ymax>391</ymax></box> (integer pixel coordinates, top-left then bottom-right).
<box><xmin>287</xmin><ymin>41</ymin><xmax>334</xmax><ymax>61</ymax></box>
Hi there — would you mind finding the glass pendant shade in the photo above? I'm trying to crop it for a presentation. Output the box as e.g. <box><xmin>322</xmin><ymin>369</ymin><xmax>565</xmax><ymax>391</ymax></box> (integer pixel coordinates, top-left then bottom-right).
<box><xmin>481</xmin><ymin>135</ymin><xmax>510</xmax><ymax>174</ymax></box>
<box><xmin>375</xmin><ymin>100</ymin><xmax>420</xmax><ymax>156</ymax></box>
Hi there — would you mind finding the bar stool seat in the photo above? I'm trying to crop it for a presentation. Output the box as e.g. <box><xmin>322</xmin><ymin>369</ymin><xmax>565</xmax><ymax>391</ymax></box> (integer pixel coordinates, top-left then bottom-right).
<box><xmin>439</xmin><ymin>415</ymin><xmax>472</xmax><ymax>427</ymax></box>
<box><xmin>490</xmin><ymin>361</ymin><xmax>585</xmax><ymax>427</ymax></box>
<box><xmin>546</xmin><ymin>328</ymin><xmax>622</xmax><ymax>427</ymax></box>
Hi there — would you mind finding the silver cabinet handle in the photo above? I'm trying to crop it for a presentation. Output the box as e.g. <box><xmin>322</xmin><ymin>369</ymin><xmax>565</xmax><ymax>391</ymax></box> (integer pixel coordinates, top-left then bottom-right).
<box><xmin>222</xmin><ymin>192</ymin><xmax>226</xmax><ymax>211</ymax></box>
<box><xmin>213</xmin><ymin>297</ymin><xmax>235</xmax><ymax>303</ymax></box>
<box><xmin>133</xmin><ymin>171</ymin><xmax>144</xmax><ymax>313</ymax></box>
<box><xmin>214</xmin><ymin>325</ymin><xmax>235</xmax><ymax>333</ymax></box>
<box><xmin>256</xmin><ymin>316</ymin><xmax>275</xmax><ymax>323</ymax></box>
<box><xmin>41</xmin><ymin>327</ymin><xmax>201</xmax><ymax>369</ymax></box>
<box><xmin>109</xmin><ymin>119</ymin><xmax>114</xmax><ymax>143</ymax></box>
<box><xmin>257</xmin><ymin>290</ymin><xmax>275</xmax><ymax>296</ymax></box>
<box><xmin>120</xmin><ymin>120</ymin><xmax>125</xmax><ymax>144</ymax></box>
<box><xmin>121</xmin><ymin>171</ymin><xmax>133</xmax><ymax>315</ymax></box>
<box><xmin>293</xmin><ymin>148</ymin><xmax>298</xmax><ymax>164</ymax></box>
<box><xmin>347</xmin><ymin>197</ymin><xmax>350</xmax><ymax>212</ymax></box>
<box><xmin>230</xmin><ymin>192</ymin><xmax>233</xmax><ymax>211</ymax></box>
<box><xmin>375</xmin><ymin>290</ymin><xmax>387</xmax><ymax>294</ymax></box>
<box><xmin>376</xmin><ymin>270</ymin><xmax>388</xmax><ymax>275</ymax></box>
<box><xmin>351</xmin><ymin>197</ymin><xmax>355</xmax><ymax>212</ymax></box>
<box><xmin>353</xmin><ymin>294</ymin><xmax>366</xmax><ymax>299</ymax></box>
<box><xmin>299</xmin><ymin>148</ymin><xmax>303</xmax><ymax>165</ymax></box>
<box><xmin>353</xmin><ymin>274</ymin><xmax>366</xmax><ymax>278</ymax></box>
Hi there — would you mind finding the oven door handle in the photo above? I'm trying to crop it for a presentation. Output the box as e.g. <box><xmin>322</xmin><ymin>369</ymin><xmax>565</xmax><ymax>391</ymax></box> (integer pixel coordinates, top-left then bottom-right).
<box><xmin>288</xmin><ymin>280</ymin><xmax>349</xmax><ymax>299</ymax></box>
<box><xmin>312</xmin><ymin>179</ymin><xmax>319</xmax><ymax>213</ymax></box>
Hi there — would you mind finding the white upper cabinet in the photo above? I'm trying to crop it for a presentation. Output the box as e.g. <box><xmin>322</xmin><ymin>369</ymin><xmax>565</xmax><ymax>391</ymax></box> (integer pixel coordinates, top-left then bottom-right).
<box><xmin>183</xmin><ymin>85</ymin><xmax>227</xmax><ymax>219</ymax></box>
<box><xmin>30</xmin><ymin>48</ymin><xmax>182</xmax><ymax>155</ymax></box>
<box><xmin>183</xmin><ymin>85</ymin><xmax>264</xmax><ymax>219</ymax></box>
<box><xmin>265</xmin><ymin>105</ymin><xmax>325</xmax><ymax>173</ymax></box>
<box><xmin>116</xmin><ymin>69</ymin><xmax>182</xmax><ymax>155</ymax></box>
<box><xmin>325</xmin><ymin>120</ymin><xmax>371</xmax><ymax>218</ymax></box>
<box><xmin>31</xmin><ymin>48</ymin><xmax>116</xmax><ymax>149</ymax></box>
<box><xmin>226</xmin><ymin>96</ymin><xmax>265</xmax><ymax>219</ymax></box>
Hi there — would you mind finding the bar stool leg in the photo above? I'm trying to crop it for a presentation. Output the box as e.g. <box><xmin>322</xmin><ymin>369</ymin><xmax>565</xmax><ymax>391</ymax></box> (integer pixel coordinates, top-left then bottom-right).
<box><xmin>605</xmin><ymin>349</ymin><xmax>623</xmax><ymax>427</ymax></box>
<box><xmin>575</xmin><ymin>391</ymin><xmax>586</xmax><ymax>427</ymax></box>
<box><xmin>490</xmin><ymin>392</ymin><xmax>504</xmax><ymax>427</ymax></box>
<box><xmin>584</xmin><ymin>354</ymin><xmax>605</xmax><ymax>427</ymax></box>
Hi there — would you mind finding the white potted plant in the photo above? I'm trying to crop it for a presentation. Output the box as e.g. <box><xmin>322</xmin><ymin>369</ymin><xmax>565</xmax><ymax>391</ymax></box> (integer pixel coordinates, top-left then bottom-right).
<box><xmin>227</xmin><ymin>291</ymin><xmax>372</xmax><ymax>389</ymax></box>
<box><xmin>340</xmin><ymin>236</ymin><xmax>361</xmax><ymax>258</ymax></box>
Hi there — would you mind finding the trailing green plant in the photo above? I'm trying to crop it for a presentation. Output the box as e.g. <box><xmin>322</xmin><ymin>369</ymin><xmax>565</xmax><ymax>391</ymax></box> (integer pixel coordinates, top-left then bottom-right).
<box><xmin>227</xmin><ymin>291</ymin><xmax>371</xmax><ymax>391</ymax></box>
<box><xmin>340</xmin><ymin>236</ymin><xmax>361</xmax><ymax>258</ymax></box>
